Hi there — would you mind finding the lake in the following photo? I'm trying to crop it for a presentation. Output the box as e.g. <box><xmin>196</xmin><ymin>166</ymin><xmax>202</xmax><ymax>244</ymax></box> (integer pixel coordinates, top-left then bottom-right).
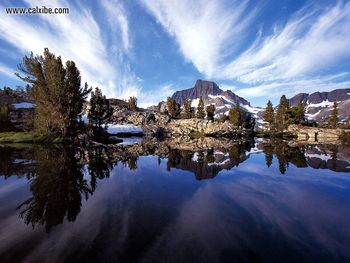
<box><xmin>0</xmin><ymin>138</ymin><xmax>350</xmax><ymax>263</ymax></box>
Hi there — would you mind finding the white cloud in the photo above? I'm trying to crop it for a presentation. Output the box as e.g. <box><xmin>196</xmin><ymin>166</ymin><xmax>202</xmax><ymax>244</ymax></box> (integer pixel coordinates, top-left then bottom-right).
<box><xmin>0</xmin><ymin>0</ymin><xmax>140</xmax><ymax>99</ymax></box>
<box><xmin>139</xmin><ymin>84</ymin><xmax>176</xmax><ymax>108</ymax></box>
<box><xmin>141</xmin><ymin>0</ymin><xmax>256</xmax><ymax>77</ymax></box>
<box><xmin>236</xmin><ymin>73</ymin><xmax>350</xmax><ymax>100</ymax></box>
<box><xmin>222</xmin><ymin>1</ymin><xmax>350</xmax><ymax>83</ymax></box>
<box><xmin>0</xmin><ymin>63</ymin><xmax>16</xmax><ymax>79</ymax></box>
<box><xmin>101</xmin><ymin>0</ymin><xmax>130</xmax><ymax>52</ymax></box>
<box><xmin>143</xmin><ymin>0</ymin><xmax>350</xmax><ymax>102</ymax></box>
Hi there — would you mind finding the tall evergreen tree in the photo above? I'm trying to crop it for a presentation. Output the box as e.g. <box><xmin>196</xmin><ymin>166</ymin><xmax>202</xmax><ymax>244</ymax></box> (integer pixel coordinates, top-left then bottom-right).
<box><xmin>275</xmin><ymin>95</ymin><xmax>290</xmax><ymax>131</ymax></box>
<box><xmin>16</xmin><ymin>48</ymin><xmax>90</xmax><ymax>136</ymax></box>
<box><xmin>263</xmin><ymin>100</ymin><xmax>274</xmax><ymax>130</ymax></box>
<box><xmin>196</xmin><ymin>96</ymin><xmax>205</xmax><ymax>119</ymax></box>
<box><xmin>182</xmin><ymin>98</ymin><xmax>192</xmax><ymax>119</ymax></box>
<box><xmin>128</xmin><ymin>96</ymin><xmax>137</xmax><ymax>111</ymax></box>
<box><xmin>229</xmin><ymin>103</ymin><xmax>242</xmax><ymax>127</ymax></box>
<box><xmin>61</xmin><ymin>61</ymin><xmax>90</xmax><ymax>136</ymax></box>
<box><xmin>346</xmin><ymin>115</ymin><xmax>350</xmax><ymax>128</ymax></box>
<box><xmin>206</xmin><ymin>104</ymin><xmax>216</xmax><ymax>121</ymax></box>
<box><xmin>289</xmin><ymin>102</ymin><xmax>306</xmax><ymax>125</ymax></box>
<box><xmin>0</xmin><ymin>104</ymin><xmax>12</xmax><ymax>131</ymax></box>
<box><xmin>88</xmin><ymin>87</ymin><xmax>113</xmax><ymax>137</ymax></box>
<box><xmin>330</xmin><ymin>101</ymin><xmax>339</xmax><ymax>128</ymax></box>
<box><xmin>166</xmin><ymin>97</ymin><xmax>180</xmax><ymax>118</ymax></box>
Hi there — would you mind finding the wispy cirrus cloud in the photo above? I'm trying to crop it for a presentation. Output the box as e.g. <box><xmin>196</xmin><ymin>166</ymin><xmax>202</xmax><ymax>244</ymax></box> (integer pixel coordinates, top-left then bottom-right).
<box><xmin>236</xmin><ymin>73</ymin><xmax>350</xmax><ymax>99</ymax></box>
<box><xmin>0</xmin><ymin>0</ymin><xmax>140</xmax><ymax>99</ymax></box>
<box><xmin>0</xmin><ymin>63</ymin><xmax>17</xmax><ymax>79</ymax></box>
<box><xmin>223</xmin><ymin>1</ymin><xmax>350</xmax><ymax>83</ymax></box>
<box><xmin>141</xmin><ymin>0</ymin><xmax>257</xmax><ymax>78</ymax></box>
<box><xmin>139</xmin><ymin>84</ymin><xmax>177</xmax><ymax>108</ymax></box>
<box><xmin>142</xmin><ymin>0</ymin><xmax>350</xmax><ymax>102</ymax></box>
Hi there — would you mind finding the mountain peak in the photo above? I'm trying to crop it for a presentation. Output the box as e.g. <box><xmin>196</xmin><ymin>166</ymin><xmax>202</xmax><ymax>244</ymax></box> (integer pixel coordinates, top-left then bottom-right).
<box><xmin>171</xmin><ymin>80</ymin><xmax>222</xmax><ymax>105</ymax></box>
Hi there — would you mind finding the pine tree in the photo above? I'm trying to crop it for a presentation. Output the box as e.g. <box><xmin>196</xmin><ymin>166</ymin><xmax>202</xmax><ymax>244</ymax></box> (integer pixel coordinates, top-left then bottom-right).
<box><xmin>182</xmin><ymin>98</ymin><xmax>192</xmax><ymax>119</ymax></box>
<box><xmin>347</xmin><ymin>115</ymin><xmax>350</xmax><ymax>128</ymax></box>
<box><xmin>128</xmin><ymin>96</ymin><xmax>137</xmax><ymax>111</ymax></box>
<box><xmin>0</xmin><ymin>104</ymin><xmax>12</xmax><ymax>131</ymax></box>
<box><xmin>16</xmin><ymin>48</ymin><xmax>91</xmax><ymax>136</ymax></box>
<box><xmin>166</xmin><ymin>97</ymin><xmax>180</xmax><ymax>118</ymax></box>
<box><xmin>330</xmin><ymin>101</ymin><xmax>339</xmax><ymax>128</ymax></box>
<box><xmin>196</xmin><ymin>96</ymin><xmax>205</xmax><ymax>119</ymax></box>
<box><xmin>206</xmin><ymin>104</ymin><xmax>216</xmax><ymax>121</ymax></box>
<box><xmin>61</xmin><ymin>61</ymin><xmax>90</xmax><ymax>136</ymax></box>
<box><xmin>88</xmin><ymin>87</ymin><xmax>113</xmax><ymax>137</ymax></box>
<box><xmin>263</xmin><ymin>100</ymin><xmax>274</xmax><ymax>130</ymax></box>
<box><xmin>289</xmin><ymin>102</ymin><xmax>306</xmax><ymax>125</ymax></box>
<box><xmin>294</xmin><ymin>102</ymin><xmax>306</xmax><ymax>124</ymax></box>
<box><xmin>229</xmin><ymin>103</ymin><xmax>241</xmax><ymax>127</ymax></box>
<box><xmin>275</xmin><ymin>95</ymin><xmax>290</xmax><ymax>131</ymax></box>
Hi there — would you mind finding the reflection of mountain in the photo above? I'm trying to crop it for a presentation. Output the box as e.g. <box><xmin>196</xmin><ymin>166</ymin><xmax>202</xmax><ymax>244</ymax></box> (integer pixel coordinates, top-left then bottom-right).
<box><xmin>305</xmin><ymin>145</ymin><xmax>350</xmax><ymax>172</ymax></box>
<box><xmin>166</xmin><ymin>143</ymin><xmax>251</xmax><ymax>180</ymax></box>
<box><xmin>259</xmin><ymin>141</ymin><xmax>350</xmax><ymax>173</ymax></box>
<box><xmin>1</xmin><ymin>140</ymin><xmax>350</xmax><ymax>232</ymax></box>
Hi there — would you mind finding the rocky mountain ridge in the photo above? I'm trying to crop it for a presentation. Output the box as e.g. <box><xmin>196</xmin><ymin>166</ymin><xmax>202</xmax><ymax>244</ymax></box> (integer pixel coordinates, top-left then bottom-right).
<box><xmin>154</xmin><ymin>79</ymin><xmax>264</xmax><ymax>121</ymax></box>
<box><xmin>153</xmin><ymin>80</ymin><xmax>350</xmax><ymax>123</ymax></box>
<box><xmin>288</xmin><ymin>89</ymin><xmax>350</xmax><ymax>122</ymax></box>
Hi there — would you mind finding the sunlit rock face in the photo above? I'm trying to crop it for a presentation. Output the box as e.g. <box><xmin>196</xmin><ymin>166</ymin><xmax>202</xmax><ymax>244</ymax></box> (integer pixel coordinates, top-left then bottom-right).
<box><xmin>287</xmin><ymin>125</ymin><xmax>345</xmax><ymax>143</ymax></box>
<box><xmin>113</xmin><ymin>110</ymin><xmax>243</xmax><ymax>138</ymax></box>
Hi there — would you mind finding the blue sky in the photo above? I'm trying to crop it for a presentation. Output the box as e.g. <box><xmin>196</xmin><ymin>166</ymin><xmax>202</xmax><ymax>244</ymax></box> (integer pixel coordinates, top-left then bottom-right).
<box><xmin>0</xmin><ymin>0</ymin><xmax>350</xmax><ymax>107</ymax></box>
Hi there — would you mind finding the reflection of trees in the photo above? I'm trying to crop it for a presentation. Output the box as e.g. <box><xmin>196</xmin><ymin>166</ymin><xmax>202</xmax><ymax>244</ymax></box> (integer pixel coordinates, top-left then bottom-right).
<box><xmin>0</xmin><ymin>146</ymin><xmax>35</xmax><ymax>179</ymax></box>
<box><xmin>15</xmin><ymin>146</ymin><xmax>113</xmax><ymax>232</ymax></box>
<box><xmin>88</xmin><ymin>147</ymin><xmax>114</xmax><ymax>191</ymax></box>
<box><xmin>166</xmin><ymin>142</ymin><xmax>253</xmax><ymax>180</ymax></box>
<box><xmin>329</xmin><ymin>145</ymin><xmax>338</xmax><ymax>171</ymax></box>
<box><xmin>125</xmin><ymin>156</ymin><xmax>138</xmax><ymax>170</ymax></box>
<box><xmin>263</xmin><ymin>141</ymin><xmax>308</xmax><ymax>174</ymax></box>
<box><xmin>263</xmin><ymin>144</ymin><xmax>273</xmax><ymax>167</ymax></box>
<box><xmin>17</xmin><ymin>147</ymin><xmax>92</xmax><ymax>232</ymax></box>
<box><xmin>229</xmin><ymin>141</ymin><xmax>253</xmax><ymax>167</ymax></box>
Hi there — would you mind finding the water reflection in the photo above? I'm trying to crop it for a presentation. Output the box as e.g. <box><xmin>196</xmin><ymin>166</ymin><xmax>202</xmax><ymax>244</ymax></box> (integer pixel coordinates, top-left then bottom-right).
<box><xmin>0</xmin><ymin>139</ymin><xmax>350</xmax><ymax>262</ymax></box>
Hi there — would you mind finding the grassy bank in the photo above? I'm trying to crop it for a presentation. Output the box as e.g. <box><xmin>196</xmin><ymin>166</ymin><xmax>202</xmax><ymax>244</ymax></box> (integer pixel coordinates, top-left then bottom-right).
<box><xmin>0</xmin><ymin>132</ymin><xmax>65</xmax><ymax>144</ymax></box>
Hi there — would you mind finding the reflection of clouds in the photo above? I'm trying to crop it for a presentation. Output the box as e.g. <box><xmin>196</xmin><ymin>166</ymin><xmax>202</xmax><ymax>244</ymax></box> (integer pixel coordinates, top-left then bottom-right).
<box><xmin>142</xmin><ymin>173</ymin><xmax>350</xmax><ymax>262</ymax></box>
<box><xmin>0</xmin><ymin>166</ymin><xmax>141</xmax><ymax>262</ymax></box>
<box><xmin>1</xmin><ymin>156</ymin><xmax>350</xmax><ymax>262</ymax></box>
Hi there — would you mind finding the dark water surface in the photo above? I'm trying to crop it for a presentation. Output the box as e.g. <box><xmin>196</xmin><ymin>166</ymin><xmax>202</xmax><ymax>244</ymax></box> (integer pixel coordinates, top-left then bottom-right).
<box><xmin>0</xmin><ymin>139</ymin><xmax>350</xmax><ymax>263</ymax></box>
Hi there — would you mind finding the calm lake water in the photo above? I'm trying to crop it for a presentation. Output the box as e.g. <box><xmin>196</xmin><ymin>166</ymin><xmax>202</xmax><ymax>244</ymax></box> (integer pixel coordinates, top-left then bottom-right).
<box><xmin>0</xmin><ymin>139</ymin><xmax>350</xmax><ymax>263</ymax></box>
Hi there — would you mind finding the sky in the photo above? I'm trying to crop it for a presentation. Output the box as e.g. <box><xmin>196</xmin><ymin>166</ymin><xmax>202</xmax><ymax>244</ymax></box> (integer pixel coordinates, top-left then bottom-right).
<box><xmin>0</xmin><ymin>0</ymin><xmax>350</xmax><ymax>107</ymax></box>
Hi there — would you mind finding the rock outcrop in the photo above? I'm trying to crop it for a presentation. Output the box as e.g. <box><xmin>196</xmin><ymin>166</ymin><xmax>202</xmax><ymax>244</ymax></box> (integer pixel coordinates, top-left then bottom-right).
<box><xmin>287</xmin><ymin>125</ymin><xmax>348</xmax><ymax>143</ymax></box>
<box><xmin>113</xmin><ymin>110</ymin><xmax>247</xmax><ymax>138</ymax></box>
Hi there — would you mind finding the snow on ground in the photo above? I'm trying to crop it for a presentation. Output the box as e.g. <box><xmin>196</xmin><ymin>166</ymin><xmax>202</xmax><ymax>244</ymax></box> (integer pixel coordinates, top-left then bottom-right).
<box><xmin>307</xmin><ymin>100</ymin><xmax>334</xmax><ymax>108</ymax></box>
<box><xmin>13</xmin><ymin>159</ymin><xmax>35</xmax><ymax>165</ymax></box>
<box><xmin>305</xmin><ymin>153</ymin><xmax>333</xmax><ymax>161</ymax></box>
<box><xmin>207</xmin><ymin>158</ymin><xmax>230</xmax><ymax>166</ymax></box>
<box><xmin>208</xmin><ymin>94</ymin><xmax>234</xmax><ymax>104</ymax></box>
<box><xmin>12</xmin><ymin>102</ymin><xmax>35</xmax><ymax>109</ymax></box>
<box><xmin>117</xmin><ymin>136</ymin><xmax>143</xmax><ymax>145</ymax></box>
<box><xmin>306</xmin><ymin>110</ymin><xmax>321</xmax><ymax>119</ymax></box>
<box><xmin>241</xmin><ymin>104</ymin><xmax>263</xmax><ymax>114</ymax></box>
<box><xmin>107</xmin><ymin>124</ymin><xmax>143</xmax><ymax>134</ymax></box>
<box><xmin>192</xmin><ymin>152</ymin><xmax>199</xmax><ymax>162</ymax></box>
<box><xmin>191</xmin><ymin>98</ymin><xmax>200</xmax><ymax>108</ymax></box>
